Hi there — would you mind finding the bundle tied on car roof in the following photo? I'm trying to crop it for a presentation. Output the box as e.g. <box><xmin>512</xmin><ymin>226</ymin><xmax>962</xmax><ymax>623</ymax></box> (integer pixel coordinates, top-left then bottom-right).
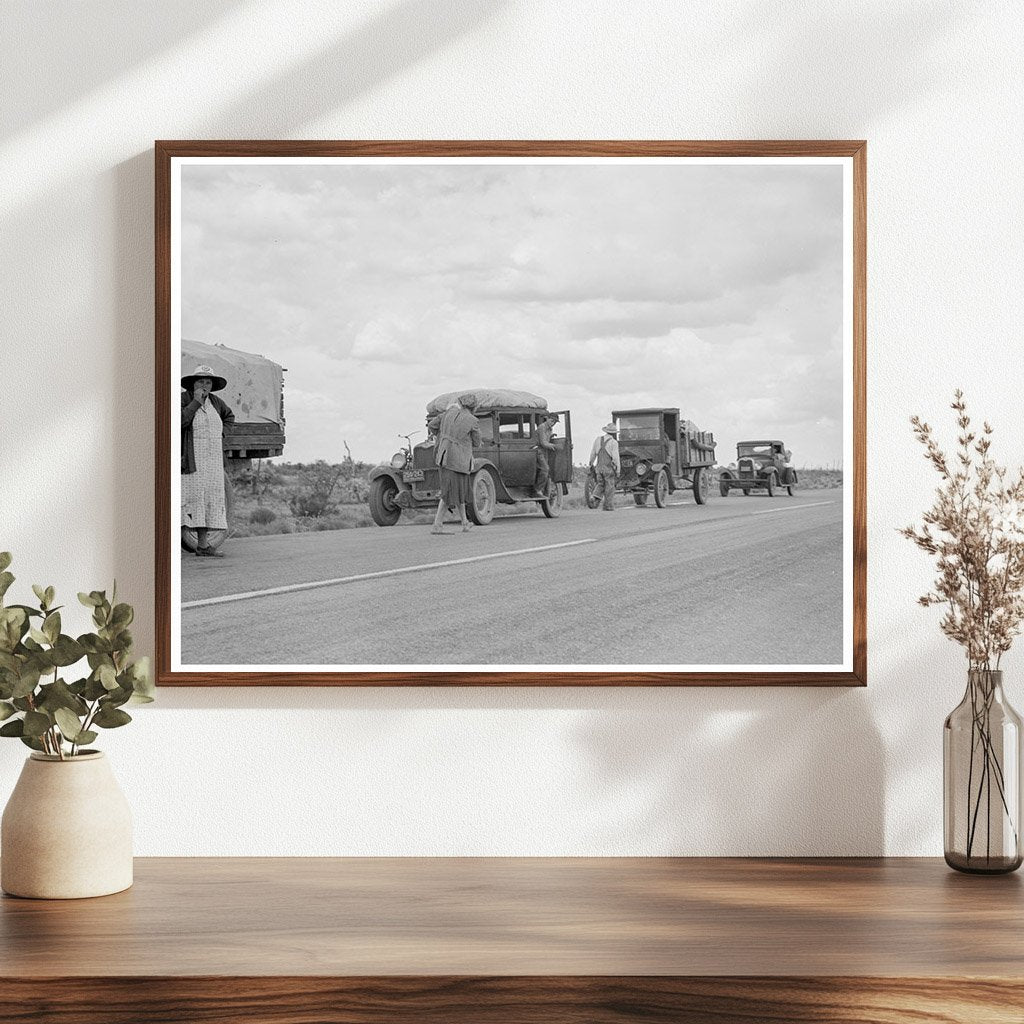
<box><xmin>425</xmin><ymin>388</ymin><xmax>548</xmax><ymax>417</ymax></box>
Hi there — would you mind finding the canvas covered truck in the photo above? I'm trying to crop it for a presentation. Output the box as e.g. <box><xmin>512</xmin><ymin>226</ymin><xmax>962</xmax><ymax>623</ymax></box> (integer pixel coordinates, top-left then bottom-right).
<box><xmin>368</xmin><ymin>388</ymin><xmax>573</xmax><ymax>526</ymax></box>
<box><xmin>180</xmin><ymin>339</ymin><xmax>286</xmax><ymax>551</ymax></box>
<box><xmin>586</xmin><ymin>407</ymin><xmax>717</xmax><ymax>508</ymax></box>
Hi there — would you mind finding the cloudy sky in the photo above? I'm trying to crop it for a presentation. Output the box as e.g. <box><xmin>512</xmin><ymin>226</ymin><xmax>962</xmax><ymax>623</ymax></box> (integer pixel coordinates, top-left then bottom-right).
<box><xmin>180</xmin><ymin>159</ymin><xmax>846</xmax><ymax>468</ymax></box>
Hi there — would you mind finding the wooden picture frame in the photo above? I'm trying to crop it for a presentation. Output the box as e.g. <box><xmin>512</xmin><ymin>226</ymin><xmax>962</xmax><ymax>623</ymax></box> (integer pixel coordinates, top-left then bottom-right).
<box><xmin>156</xmin><ymin>140</ymin><xmax>866</xmax><ymax>686</ymax></box>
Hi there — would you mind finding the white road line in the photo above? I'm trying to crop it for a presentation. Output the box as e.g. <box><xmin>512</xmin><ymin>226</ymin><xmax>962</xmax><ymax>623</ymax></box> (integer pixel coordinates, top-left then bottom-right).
<box><xmin>749</xmin><ymin>501</ymin><xmax>835</xmax><ymax>516</ymax></box>
<box><xmin>183</xmin><ymin>538</ymin><xmax>598</xmax><ymax>610</ymax></box>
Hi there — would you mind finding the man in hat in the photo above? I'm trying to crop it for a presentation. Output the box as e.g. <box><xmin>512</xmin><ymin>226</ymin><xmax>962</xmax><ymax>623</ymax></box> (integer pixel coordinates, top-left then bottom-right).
<box><xmin>181</xmin><ymin>364</ymin><xmax>234</xmax><ymax>556</ymax></box>
<box><xmin>589</xmin><ymin>422</ymin><xmax>620</xmax><ymax>511</ymax></box>
<box><xmin>532</xmin><ymin>411</ymin><xmax>559</xmax><ymax>498</ymax></box>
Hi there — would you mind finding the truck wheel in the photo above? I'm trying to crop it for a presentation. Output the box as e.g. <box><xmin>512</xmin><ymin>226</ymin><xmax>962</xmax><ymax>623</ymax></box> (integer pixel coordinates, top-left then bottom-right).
<box><xmin>369</xmin><ymin>476</ymin><xmax>402</xmax><ymax>526</ymax></box>
<box><xmin>633</xmin><ymin>491</ymin><xmax>649</xmax><ymax>506</ymax></box>
<box><xmin>766</xmin><ymin>473</ymin><xmax>776</xmax><ymax>497</ymax></box>
<box><xmin>468</xmin><ymin>470</ymin><xmax>496</xmax><ymax>525</ymax></box>
<box><xmin>540</xmin><ymin>484</ymin><xmax>562</xmax><ymax>518</ymax></box>
<box><xmin>653</xmin><ymin>469</ymin><xmax>669</xmax><ymax>508</ymax></box>
<box><xmin>719</xmin><ymin>478</ymin><xmax>730</xmax><ymax>497</ymax></box>
<box><xmin>692</xmin><ymin>467</ymin><xmax>710</xmax><ymax>505</ymax></box>
<box><xmin>584</xmin><ymin>474</ymin><xmax>601</xmax><ymax>509</ymax></box>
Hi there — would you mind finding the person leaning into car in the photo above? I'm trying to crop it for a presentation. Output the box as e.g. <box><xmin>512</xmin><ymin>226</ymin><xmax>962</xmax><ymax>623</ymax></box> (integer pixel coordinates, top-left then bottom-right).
<box><xmin>532</xmin><ymin>412</ymin><xmax>557</xmax><ymax>497</ymax></box>
<box><xmin>589</xmin><ymin>422</ymin><xmax>620</xmax><ymax>511</ymax></box>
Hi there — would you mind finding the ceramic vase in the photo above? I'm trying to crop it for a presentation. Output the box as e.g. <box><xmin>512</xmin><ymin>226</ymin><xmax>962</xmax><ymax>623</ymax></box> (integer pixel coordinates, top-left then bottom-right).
<box><xmin>1</xmin><ymin>751</ymin><xmax>133</xmax><ymax>898</ymax></box>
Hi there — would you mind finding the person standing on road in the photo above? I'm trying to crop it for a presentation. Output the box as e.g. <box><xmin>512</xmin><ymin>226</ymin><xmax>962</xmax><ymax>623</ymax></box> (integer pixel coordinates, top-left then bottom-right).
<box><xmin>532</xmin><ymin>412</ymin><xmax>558</xmax><ymax>498</ymax></box>
<box><xmin>181</xmin><ymin>364</ymin><xmax>235</xmax><ymax>556</ymax></box>
<box><xmin>432</xmin><ymin>393</ymin><xmax>482</xmax><ymax>534</ymax></box>
<box><xmin>589</xmin><ymin>422</ymin><xmax>620</xmax><ymax>512</ymax></box>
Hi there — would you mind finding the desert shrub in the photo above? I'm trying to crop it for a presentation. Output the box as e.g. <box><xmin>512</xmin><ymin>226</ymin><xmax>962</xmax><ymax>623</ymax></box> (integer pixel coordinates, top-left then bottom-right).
<box><xmin>249</xmin><ymin>506</ymin><xmax>277</xmax><ymax>525</ymax></box>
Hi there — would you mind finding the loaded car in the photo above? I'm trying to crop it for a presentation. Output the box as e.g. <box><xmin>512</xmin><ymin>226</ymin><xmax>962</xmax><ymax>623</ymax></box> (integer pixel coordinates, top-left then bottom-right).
<box><xmin>718</xmin><ymin>440</ymin><xmax>797</xmax><ymax>496</ymax></box>
<box><xmin>586</xmin><ymin>408</ymin><xmax>717</xmax><ymax>508</ymax></box>
<box><xmin>368</xmin><ymin>389</ymin><xmax>573</xmax><ymax>526</ymax></box>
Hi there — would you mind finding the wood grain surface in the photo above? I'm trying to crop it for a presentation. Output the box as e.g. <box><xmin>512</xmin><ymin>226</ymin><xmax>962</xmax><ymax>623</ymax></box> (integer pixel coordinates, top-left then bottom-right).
<box><xmin>1</xmin><ymin>858</ymin><xmax>1022</xmax><ymax>1022</ymax></box>
<box><xmin>154</xmin><ymin>139</ymin><xmax>867</xmax><ymax>688</ymax></box>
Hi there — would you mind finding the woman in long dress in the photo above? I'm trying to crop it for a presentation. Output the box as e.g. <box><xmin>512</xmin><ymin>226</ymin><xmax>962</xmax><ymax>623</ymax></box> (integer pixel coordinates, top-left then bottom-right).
<box><xmin>432</xmin><ymin>393</ymin><xmax>481</xmax><ymax>534</ymax></box>
<box><xmin>181</xmin><ymin>364</ymin><xmax>235</xmax><ymax>556</ymax></box>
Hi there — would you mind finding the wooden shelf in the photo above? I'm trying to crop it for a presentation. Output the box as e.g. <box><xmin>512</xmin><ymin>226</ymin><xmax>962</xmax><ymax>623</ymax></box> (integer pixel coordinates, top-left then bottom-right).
<box><xmin>2</xmin><ymin>857</ymin><xmax>1022</xmax><ymax>1022</ymax></box>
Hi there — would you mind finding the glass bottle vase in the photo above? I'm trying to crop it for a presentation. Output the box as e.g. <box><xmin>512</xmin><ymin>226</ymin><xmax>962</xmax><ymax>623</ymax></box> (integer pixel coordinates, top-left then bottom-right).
<box><xmin>944</xmin><ymin>669</ymin><xmax>1023</xmax><ymax>873</ymax></box>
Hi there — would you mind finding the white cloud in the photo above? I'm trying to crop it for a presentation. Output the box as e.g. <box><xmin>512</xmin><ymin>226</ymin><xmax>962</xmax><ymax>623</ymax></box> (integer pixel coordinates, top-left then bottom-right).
<box><xmin>181</xmin><ymin>160</ymin><xmax>845</xmax><ymax>466</ymax></box>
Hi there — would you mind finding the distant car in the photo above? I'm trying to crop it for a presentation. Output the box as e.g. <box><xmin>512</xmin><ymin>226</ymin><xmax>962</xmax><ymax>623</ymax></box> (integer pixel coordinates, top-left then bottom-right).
<box><xmin>368</xmin><ymin>389</ymin><xmax>573</xmax><ymax>526</ymax></box>
<box><xmin>718</xmin><ymin>440</ymin><xmax>797</xmax><ymax>496</ymax></box>
<box><xmin>585</xmin><ymin>407</ymin><xmax>717</xmax><ymax>508</ymax></box>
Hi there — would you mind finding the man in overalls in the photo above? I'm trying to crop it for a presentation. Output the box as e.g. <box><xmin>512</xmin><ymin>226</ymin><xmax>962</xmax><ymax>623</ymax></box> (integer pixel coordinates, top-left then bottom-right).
<box><xmin>533</xmin><ymin>412</ymin><xmax>558</xmax><ymax>497</ymax></box>
<box><xmin>589</xmin><ymin>422</ymin><xmax>620</xmax><ymax>511</ymax></box>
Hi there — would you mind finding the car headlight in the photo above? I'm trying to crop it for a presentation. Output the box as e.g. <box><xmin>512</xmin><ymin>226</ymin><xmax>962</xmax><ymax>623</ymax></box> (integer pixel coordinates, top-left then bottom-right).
<box><xmin>636</xmin><ymin>462</ymin><xmax>648</xmax><ymax>476</ymax></box>
<box><xmin>390</xmin><ymin>452</ymin><xmax>407</xmax><ymax>470</ymax></box>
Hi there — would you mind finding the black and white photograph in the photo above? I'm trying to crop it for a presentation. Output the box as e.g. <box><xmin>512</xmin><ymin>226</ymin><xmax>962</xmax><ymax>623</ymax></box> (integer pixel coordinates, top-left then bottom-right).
<box><xmin>160</xmin><ymin>145</ymin><xmax>862</xmax><ymax>683</ymax></box>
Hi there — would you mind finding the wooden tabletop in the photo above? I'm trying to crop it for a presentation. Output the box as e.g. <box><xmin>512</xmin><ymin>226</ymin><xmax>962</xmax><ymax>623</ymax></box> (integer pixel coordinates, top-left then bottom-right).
<box><xmin>2</xmin><ymin>858</ymin><xmax>1022</xmax><ymax>1022</ymax></box>
<box><xmin>0</xmin><ymin>856</ymin><xmax>1020</xmax><ymax>976</ymax></box>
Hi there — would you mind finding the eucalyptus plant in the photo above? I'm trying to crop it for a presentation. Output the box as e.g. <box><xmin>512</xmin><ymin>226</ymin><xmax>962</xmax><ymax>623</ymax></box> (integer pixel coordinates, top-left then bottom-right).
<box><xmin>0</xmin><ymin>552</ymin><xmax>153</xmax><ymax>759</ymax></box>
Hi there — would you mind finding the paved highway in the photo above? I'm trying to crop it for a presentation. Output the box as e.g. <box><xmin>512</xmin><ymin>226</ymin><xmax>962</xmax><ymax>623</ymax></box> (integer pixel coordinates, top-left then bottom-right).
<box><xmin>179</xmin><ymin>491</ymin><xmax>845</xmax><ymax>668</ymax></box>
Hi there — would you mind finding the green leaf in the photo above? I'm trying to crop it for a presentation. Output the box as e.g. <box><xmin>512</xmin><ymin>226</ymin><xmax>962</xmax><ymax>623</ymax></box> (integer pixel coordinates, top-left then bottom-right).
<box><xmin>0</xmin><ymin>553</ymin><xmax>11</xmax><ymax>573</ymax></box>
<box><xmin>31</xmin><ymin>584</ymin><xmax>47</xmax><ymax>608</ymax></box>
<box><xmin>19</xmin><ymin>734</ymin><xmax>45</xmax><ymax>752</ymax></box>
<box><xmin>54</xmin><ymin>707</ymin><xmax>85</xmax><ymax>741</ymax></box>
<box><xmin>0</xmin><ymin>651</ymin><xmax>20</xmax><ymax>674</ymax></box>
<box><xmin>11</xmin><ymin>666</ymin><xmax>41</xmax><ymax>699</ymax></box>
<box><xmin>129</xmin><ymin>657</ymin><xmax>154</xmax><ymax>700</ymax></box>
<box><xmin>0</xmin><ymin>606</ymin><xmax>26</xmax><ymax>651</ymax></box>
<box><xmin>44</xmin><ymin>586</ymin><xmax>55</xmax><ymax>609</ymax></box>
<box><xmin>42</xmin><ymin>611</ymin><xmax>60</xmax><ymax>643</ymax></box>
<box><xmin>110</xmin><ymin>603</ymin><xmax>134</xmax><ymax>630</ymax></box>
<box><xmin>74</xmin><ymin>730</ymin><xmax>98</xmax><ymax>746</ymax></box>
<box><xmin>36</xmin><ymin>679</ymin><xmax>88</xmax><ymax>717</ymax></box>
<box><xmin>98</xmin><ymin>663</ymin><xmax>118</xmax><ymax>690</ymax></box>
<box><xmin>0</xmin><ymin>719</ymin><xmax>24</xmax><ymax>737</ymax></box>
<box><xmin>80</xmin><ymin>635</ymin><xmax>112</xmax><ymax>655</ymax></box>
<box><xmin>78</xmin><ymin>592</ymin><xmax>100</xmax><ymax>608</ymax></box>
<box><xmin>28</xmin><ymin>627</ymin><xmax>49</xmax><ymax>646</ymax></box>
<box><xmin>104</xmin><ymin>685</ymin><xmax>132</xmax><ymax>708</ymax></box>
<box><xmin>0</xmin><ymin>701</ymin><xmax>16</xmax><ymax>721</ymax></box>
<box><xmin>0</xmin><ymin>572</ymin><xmax>14</xmax><ymax>601</ymax></box>
<box><xmin>49</xmin><ymin>635</ymin><xmax>85</xmax><ymax>668</ymax></box>
<box><xmin>83</xmin><ymin>675</ymin><xmax>108</xmax><ymax>701</ymax></box>
<box><xmin>12</xmin><ymin>697</ymin><xmax>32</xmax><ymax>712</ymax></box>
<box><xmin>7</xmin><ymin>604</ymin><xmax>42</xmax><ymax>618</ymax></box>
<box><xmin>92</xmin><ymin>705</ymin><xmax>131</xmax><ymax>729</ymax></box>
<box><xmin>22</xmin><ymin>711</ymin><xmax>51</xmax><ymax>738</ymax></box>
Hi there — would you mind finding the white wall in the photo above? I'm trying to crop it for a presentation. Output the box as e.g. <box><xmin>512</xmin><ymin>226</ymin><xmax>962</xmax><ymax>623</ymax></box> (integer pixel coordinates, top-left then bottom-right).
<box><xmin>1</xmin><ymin>0</ymin><xmax>1022</xmax><ymax>855</ymax></box>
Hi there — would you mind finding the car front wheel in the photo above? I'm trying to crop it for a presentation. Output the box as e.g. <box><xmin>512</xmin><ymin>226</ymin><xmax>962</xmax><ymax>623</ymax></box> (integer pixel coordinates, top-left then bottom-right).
<box><xmin>653</xmin><ymin>468</ymin><xmax>669</xmax><ymax>508</ymax></box>
<box><xmin>766</xmin><ymin>473</ymin><xmax>776</xmax><ymax>497</ymax></box>
<box><xmin>369</xmin><ymin>476</ymin><xmax>402</xmax><ymax>526</ymax></box>
<box><xmin>468</xmin><ymin>470</ymin><xmax>496</xmax><ymax>525</ymax></box>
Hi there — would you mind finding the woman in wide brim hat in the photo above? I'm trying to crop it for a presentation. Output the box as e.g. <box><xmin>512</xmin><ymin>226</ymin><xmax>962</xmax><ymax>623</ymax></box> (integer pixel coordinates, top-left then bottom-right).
<box><xmin>180</xmin><ymin>365</ymin><xmax>234</xmax><ymax>556</ymax></box>
<box><xmin>181</xmin><ymin>364</ymin><xmax>228</xmax><ymax>393</ymax></box>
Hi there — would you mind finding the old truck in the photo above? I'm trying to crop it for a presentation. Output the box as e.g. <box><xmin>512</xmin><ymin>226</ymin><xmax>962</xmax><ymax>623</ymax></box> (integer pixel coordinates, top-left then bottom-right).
<box><xmin>586</xmin><ymin>407</ymin><xmax>717</xmax><ymax>507</ymax></box>
<box><xmin>368</xmin><ymin>389</ymin><xmax>573</xmax><ymax>526</ymax></box>
<box><xmin>718</xmin><ymin>440</ymin><xmax>797</xmax><ymax>496</ymax></box>
<box><xmin>180</xmin><ymin>338</ymin><xmax>286</xmax><ymax>551</ymax></box>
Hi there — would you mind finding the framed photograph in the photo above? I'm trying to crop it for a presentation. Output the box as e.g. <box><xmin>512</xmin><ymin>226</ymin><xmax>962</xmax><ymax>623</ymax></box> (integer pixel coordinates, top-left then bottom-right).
<box><xmin>156</xmin><ymin>141</ymin><xmax>865</xmax><ymax>686</ymax></box>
